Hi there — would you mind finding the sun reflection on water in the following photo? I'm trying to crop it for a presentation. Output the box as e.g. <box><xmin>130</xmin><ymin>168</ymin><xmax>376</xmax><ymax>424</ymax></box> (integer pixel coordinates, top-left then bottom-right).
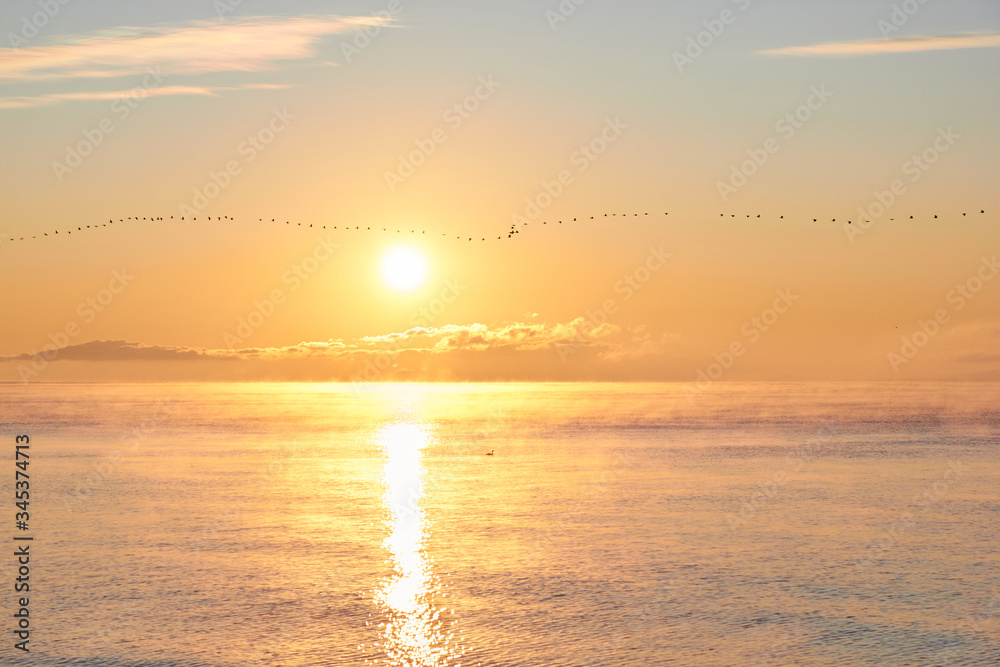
<box><xmin>368</xmin><ymin>422</ymin><xmax>463</xmax><ymax>666</ymax></box>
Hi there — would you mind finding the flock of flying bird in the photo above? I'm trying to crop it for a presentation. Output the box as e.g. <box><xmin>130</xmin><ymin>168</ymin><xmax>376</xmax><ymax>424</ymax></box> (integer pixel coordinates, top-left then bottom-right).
<box><xmin>0</xmin><ymin>209</ymin><xmax>989</xmax><ymax>244</ymax></box>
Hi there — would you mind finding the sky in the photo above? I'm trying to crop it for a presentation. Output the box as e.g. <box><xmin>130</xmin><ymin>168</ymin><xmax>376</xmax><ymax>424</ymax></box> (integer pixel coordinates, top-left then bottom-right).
<box><xmin>1</xmin><ymin>0</ymin><xmax>999</xmax><ymax>382</ymax></box>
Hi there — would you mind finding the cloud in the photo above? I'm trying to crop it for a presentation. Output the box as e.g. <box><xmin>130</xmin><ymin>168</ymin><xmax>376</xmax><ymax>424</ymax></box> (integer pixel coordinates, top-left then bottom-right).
<box><xmin>0</xmin><ymin>82</ymin><xmax>295</xmax><ymax>109</ymax></box>
<box><xmin>352</xmin><ymin>319</ymin><xmax>628</xmax><ymax>356</ymax></box>
<box><xmin>761</xmin><ymin>32</ymin><xmax>1000</xmax><ymax>57</ymax></box>
<box><xmin>0</xmin><ymin>15</ymin><xmax>381</xmax><ymax>82</ymax></box>
<box><xmin>0</xmin><ymin>319</ymin><xmax>663</xmax><ymax>367</ymax></box>
<box><xmin>0</xmin><ymin>339</ymin><xmax>232</xmax><ymax>362</ymax></box>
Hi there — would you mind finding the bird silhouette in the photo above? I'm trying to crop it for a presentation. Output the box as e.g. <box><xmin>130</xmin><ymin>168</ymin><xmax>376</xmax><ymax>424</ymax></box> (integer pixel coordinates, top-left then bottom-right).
<box><xmin>15</xmin><ymin>204</ymin><xmax>990</xmax><ymax>247</ymax></box>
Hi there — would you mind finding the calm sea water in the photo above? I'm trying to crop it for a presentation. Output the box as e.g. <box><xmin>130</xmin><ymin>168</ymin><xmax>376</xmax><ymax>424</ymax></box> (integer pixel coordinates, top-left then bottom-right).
<box><xmin>1</xmin><ymin>382</ymin><xmax>998</xmax><ymax>666</ymax></box>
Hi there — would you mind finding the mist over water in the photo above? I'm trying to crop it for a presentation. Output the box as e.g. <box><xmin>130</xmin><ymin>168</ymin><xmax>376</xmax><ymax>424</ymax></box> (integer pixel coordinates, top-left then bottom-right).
<box><xmin>3</xmin><ymin>382</ymin><xmax>998</xmax><ymax>666</ymax></box>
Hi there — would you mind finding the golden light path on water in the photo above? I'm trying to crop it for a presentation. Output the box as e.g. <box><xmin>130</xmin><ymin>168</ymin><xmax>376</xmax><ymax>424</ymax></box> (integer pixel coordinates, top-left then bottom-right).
<box><xmin>367</xmin><ymin>421</ymin><xmax>465</xmax><ymax>666</ymax></box>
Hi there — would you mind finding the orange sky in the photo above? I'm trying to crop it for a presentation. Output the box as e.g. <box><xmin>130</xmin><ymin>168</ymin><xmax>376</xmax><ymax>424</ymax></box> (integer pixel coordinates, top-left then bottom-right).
<box><xmin>1</xmin><ymin>2</ymin><xmax>999</xmax><ymax>382</ymax></box>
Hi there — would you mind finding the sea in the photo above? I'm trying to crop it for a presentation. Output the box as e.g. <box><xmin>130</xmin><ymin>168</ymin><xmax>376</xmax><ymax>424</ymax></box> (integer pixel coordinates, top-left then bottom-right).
<box><xmin>1</xmin><ymin>382</ymin><xmax>998</xmax><ymax>666</ymax></box>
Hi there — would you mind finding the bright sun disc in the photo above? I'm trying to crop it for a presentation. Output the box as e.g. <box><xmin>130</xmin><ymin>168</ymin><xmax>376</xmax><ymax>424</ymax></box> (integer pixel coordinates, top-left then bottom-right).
<box><xmin>381</xmin><ymin>247</ymin><xmax>428</xmax><ymax>292</ymax></box>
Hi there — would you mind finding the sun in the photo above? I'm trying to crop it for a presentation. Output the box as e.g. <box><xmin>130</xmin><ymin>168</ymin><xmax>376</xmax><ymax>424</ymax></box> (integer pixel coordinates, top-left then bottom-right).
<box><xmin>381</xmin><ymin>247</ymin><xmax>428</xmax><ymax>292</ymax></box>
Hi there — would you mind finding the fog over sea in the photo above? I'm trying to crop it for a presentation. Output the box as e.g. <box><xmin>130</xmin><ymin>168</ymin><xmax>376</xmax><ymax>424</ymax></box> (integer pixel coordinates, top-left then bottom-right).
<box><xmin>3</xmin><ymin>382</ymin><xmax>998</xmax><ymax>666</ymax></box>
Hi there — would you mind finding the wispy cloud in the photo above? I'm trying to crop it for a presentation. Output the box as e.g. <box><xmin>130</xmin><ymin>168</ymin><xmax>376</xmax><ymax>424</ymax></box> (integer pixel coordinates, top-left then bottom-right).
<box><xmin>0</xmin><ymin>83</ymin><xmax>294</xmax><ymax>109</ymax></box>
<box><xmin>0</xmin><ymin>15</ymin><xmax>380</xmax><ymax>82</ymax></box>
<box><xmin>761</xmin><ymin>32</ymin><xmax>1000</xmax><ymax>57</ymax></box>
